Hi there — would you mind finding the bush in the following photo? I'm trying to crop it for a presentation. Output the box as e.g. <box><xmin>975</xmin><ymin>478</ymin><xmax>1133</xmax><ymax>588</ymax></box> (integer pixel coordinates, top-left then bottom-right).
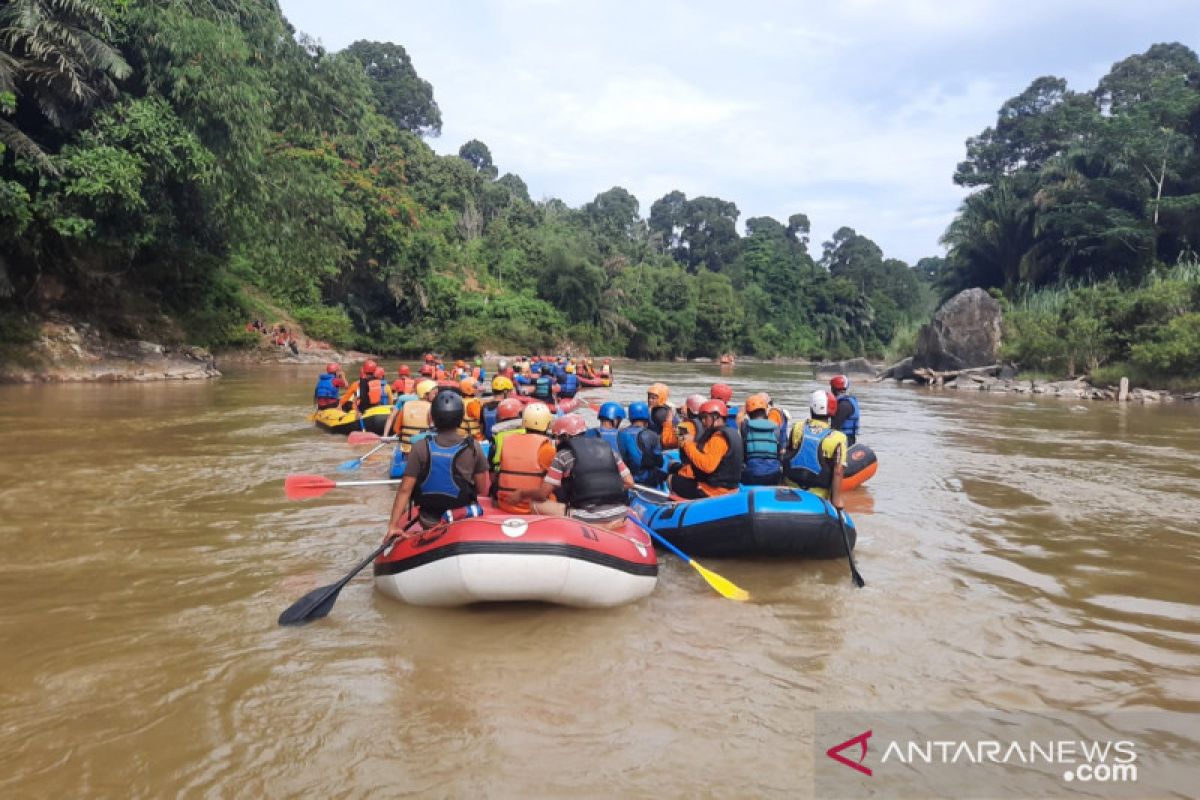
<box><xmin>293</xmin><ymin>306</ymin><xmax>355</xmax><ymax>347</ymax></box>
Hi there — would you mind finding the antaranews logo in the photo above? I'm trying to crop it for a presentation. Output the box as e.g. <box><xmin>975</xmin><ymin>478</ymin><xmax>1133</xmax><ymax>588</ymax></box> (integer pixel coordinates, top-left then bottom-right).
<box><xmin>826</xmin><ymin>730</ymin><xmax>873</xmax><ymax>777</ymax></box>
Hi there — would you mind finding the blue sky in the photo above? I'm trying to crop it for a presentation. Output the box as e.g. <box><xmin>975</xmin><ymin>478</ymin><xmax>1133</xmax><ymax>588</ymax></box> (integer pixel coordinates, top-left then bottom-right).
<box><xmin>277</xmin><ymin>0</ymin><xmax>1198</xmax><ymax>264</ymax></box>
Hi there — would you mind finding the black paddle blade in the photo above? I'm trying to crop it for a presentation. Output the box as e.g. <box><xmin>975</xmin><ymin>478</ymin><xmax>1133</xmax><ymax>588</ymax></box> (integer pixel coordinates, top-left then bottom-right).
<box><xmin>278</xmin><ymin>583</ymin><xmax>344</xmax><ymax>626</ymax></box>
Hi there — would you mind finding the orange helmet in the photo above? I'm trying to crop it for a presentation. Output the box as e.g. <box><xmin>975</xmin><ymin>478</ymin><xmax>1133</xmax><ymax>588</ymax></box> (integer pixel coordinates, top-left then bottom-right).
<box><xmin>398</xmin><ymin>364</ymin><xmax>410</xmax><ymax>376</ymax></box>
<box><xmin>497</xmin><ymin>398</ymin><xmax>524</xmax><ymax>421</ymax></box>
<box><xmin>745</xmin><ymin>393</ymin><xmax>769</xmax><ymax>413</ymax></box>
<box><xmin>455</xmin><ymin>359</ymin><xmax>466</xmax><ymax>368</ymax></box>
<box><xmin>647</xmin><ymin>383</ymin><xmax>670</xmax><ymax>404</ymax></box>
<box><xmin>459</xmin><ymin>377</ymin><xmax>477</xmax><ymax>396</ymax></box>
<box><xmin>361</xmin><ymin>359</ymin><xmax>378</xmax><ymax>377</ymax></box>
<box><xmin>373</xmin><ymin>367</ymin><xmax>385</xmax><ymax>379</ymax></box>
<box><xmin>699</xmin><ymin>399</ymin><xmax>728</xmax><ymax>418</ymax></box>
<box><xmin>710</xmin><ymin>383</ymin><xmax>733</xmax><ymax>402</ymax></box>
<box><xmin>326</xmin><ymin>362</ymin><xmax>340</xmax><ymax>374</ymax></box>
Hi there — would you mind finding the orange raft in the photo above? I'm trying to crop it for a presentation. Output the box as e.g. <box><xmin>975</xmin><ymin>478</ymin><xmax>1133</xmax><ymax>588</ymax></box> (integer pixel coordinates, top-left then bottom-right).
<box><xmin>373</xmin><ymin>499</ymin><xmax>658</xmax><ymax>608</ymax></box>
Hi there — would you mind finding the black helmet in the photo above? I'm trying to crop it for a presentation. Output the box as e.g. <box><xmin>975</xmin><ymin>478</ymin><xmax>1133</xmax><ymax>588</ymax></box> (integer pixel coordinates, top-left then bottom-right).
<box><xmin>541</xmin><ymin>364</ymin><xmax>553</xmax><ymax>375</ymax></box>
<box><xmin>431</xmin><ymin>391</ymin><xmax>465</xmax><ymax>429</ymax></box>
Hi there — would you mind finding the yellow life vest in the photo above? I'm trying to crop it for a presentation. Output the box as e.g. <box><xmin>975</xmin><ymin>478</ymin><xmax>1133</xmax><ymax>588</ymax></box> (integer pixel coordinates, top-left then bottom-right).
<box><xmin>399</xmin><ymin>400</ymin><xmax>432</xmax><ymax>454</ymax></box>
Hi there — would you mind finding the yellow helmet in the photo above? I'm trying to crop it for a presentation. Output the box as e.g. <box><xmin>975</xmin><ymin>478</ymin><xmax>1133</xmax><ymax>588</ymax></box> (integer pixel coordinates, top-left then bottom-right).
<box><xmin>492</xmin><ymin>376</ymin><xmax>514</xmax><ymax>392</ymax></box>
<box><xmin>522</xmin><ymin>402</ymin><xmax>553</xmax><ymax>433</ymax></box>
<box><xmin>565</xmin><ymin>364</ymin><xmax>576</xmax><ymax>374</ymax></box>
<box><xmin>415</xmin><ymin>379</ymin><xmax>437</xmax><ymax>398</ymax></box>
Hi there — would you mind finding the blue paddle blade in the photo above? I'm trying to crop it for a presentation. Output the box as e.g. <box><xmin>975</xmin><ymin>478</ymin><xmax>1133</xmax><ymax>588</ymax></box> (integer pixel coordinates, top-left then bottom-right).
<box><xmin>337</xmin><ymin>457</ymin><xmax>364</xmax><ymax>471</ymax></box>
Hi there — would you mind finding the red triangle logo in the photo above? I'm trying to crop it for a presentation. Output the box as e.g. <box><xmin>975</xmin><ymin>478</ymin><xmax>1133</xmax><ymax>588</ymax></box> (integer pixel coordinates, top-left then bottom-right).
<box><xmin>826</xmin><ymin>729</ymin><xmax>873</xmax><ymax>776</ymax></box>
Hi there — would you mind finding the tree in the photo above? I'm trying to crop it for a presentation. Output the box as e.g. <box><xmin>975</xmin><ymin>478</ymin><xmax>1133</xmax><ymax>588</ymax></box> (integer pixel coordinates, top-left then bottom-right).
<box><xmin>583</xmin><ymin>186</ymin><xmax>640</xmax><ymax>250</ymax></box>
<box><xmin>458</xmin><ymin>138</ymin><xmax>498</xmax><ymax>179</ymax></box>
<box><xmin>0</xmin><ymin>0</ymin><xmax>131</xmax><ymax>169</ymax></box>
<box><xmin>342</xmin><ymin>40</ymin><xmax>441</xmax><ymax>136</ymax></box>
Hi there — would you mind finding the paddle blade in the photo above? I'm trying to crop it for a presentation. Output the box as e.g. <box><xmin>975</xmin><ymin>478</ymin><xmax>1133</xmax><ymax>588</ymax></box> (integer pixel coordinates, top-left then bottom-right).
<box><xmin>278</xmin><ymin>582</ymin><xmax>343</xmax><ymax>626</ymax></box>
<box><xmin>688</xmin><ymin>559</ymin><xmax>751</xmax><ymax>602</ymax></box>
<box><xmin>337</xmin><ymin>457</ymin><xmax>364</xmax><ymax>472</ymax></box>
<box><xmin>284</xmin><ymin>474</ymin><xmax>337</xmax><ymax>500</ymax></box>
<box><xmin>347</xmin><ymin>431</ymin><xmax>380</xmax><ymax>444</ymax></box>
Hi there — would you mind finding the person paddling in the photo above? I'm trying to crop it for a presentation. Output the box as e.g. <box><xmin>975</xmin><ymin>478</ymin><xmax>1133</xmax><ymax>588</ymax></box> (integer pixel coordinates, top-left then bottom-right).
<box><xmin>386</xmin><ymin>392</ymin><xmax>489</xmax><ymax>532</ymax></box>
<box><xmin>313</xmin><ymin>362</ymin><xmax>341</xmax><ymax>410</ymax></box>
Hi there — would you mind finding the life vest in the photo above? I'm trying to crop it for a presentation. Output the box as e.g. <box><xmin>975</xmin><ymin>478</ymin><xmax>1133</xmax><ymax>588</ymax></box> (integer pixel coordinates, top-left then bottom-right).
<box><xmin>357</xmin><ymin>378</ymin><xmax>385</xmax><ymax>411</ymax></box>
<box><xmin>482</xmin><ymin>403</ymin><xmax>499</xmax><ymax>439</ymax></box>
<box><xmin>391</xmin><ymin>377</ymin><xmax>415</xmax><ymax>396</ymax></box>
<box><xmin>489</xmin><ymin>421</ymin><xmax>524</xmax><ymax>471</ymax></box>
<box><xmin>399</xmin><ymin>400</ymin><xmax>432</xmax><ymax>453</ymax></box>
<box><xmin>786</xmin><ymin>422</ymin><xmax>835</xmax><ymax>490</ymax></box>
<box><xmin>314</xmin><ymin>373</ymin><xmax>339</xmax><ymax>401</ymax></box>
<box><xmin>533</xmin><ymin>376</ymin><xmax>554</xmax><ymax>401</ymax></box>
<box><xmin>692</xmin><ymin>425</ymin><xmax>744</xmax><ymax>489</ymax></box>
<box><xmin>497</xmin><ymin>433</ymin><xmax>550</xmax><ymax>513</ymax></box>
<box><xmin>459</xmin><ymin>398</ymin><xmax>483</xmax><ymax>440</ymax></box>
<box><xmin>741</xmin><ymin>418</ymin><xmax>781</xmax><ymax>461</ymax></box>
<box><xmin>413</xmin><ymin>437</ymin><xmax>476</xmax><ymax>516</ymax></box>
<box><xmin>836</xmin><ymin>395</ymin><xmax>861</xmax><ymax>438</ymax></box>
<box><xmin>597</xmin><ymin>426</ymin><xmax>620</xmax><ymax>454</ymax></box>
<box><xmin>558</xmin><ymin>373</ymin><xmax>578</xmax><ymax>398</ymax></box>
<box><xmin>561</xmin><ymin>436</ymin><xmax>627</xmax><ymax>507</ymax></box>
<box><xmin>617</xmin><ymin>426</ymin><xmax>663</xmax><ymax>485</ymax></box>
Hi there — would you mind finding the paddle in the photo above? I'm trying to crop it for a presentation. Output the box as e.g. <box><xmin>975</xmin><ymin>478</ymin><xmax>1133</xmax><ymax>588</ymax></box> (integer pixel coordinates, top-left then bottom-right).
<box><xmin>278</xmin><ymin>515</ymin><xmax>421</xmax><ymax>626</ymax></box>
<box><xmin>626</xmin><ymin>510</ymin><xmax>749</xmax><ymax>602</ymax></box>
<box><xmin>835</xmin><ymin>507</ymin><xmax>865</xmax><ymax>588</ymax></box>
<box><xmin>337</xmin><ymin>439</ymin><xmax>392</xmax><ymax>472</ymax></box>
<box><xmin>347</xmin><ymin>430</ymin><xmax>389</xmax><ymax>444</ymax></box>
<box><xmin>284</xmin><ymin>474</ymin><xmax>403</xmax><ymax>500</ymax></box>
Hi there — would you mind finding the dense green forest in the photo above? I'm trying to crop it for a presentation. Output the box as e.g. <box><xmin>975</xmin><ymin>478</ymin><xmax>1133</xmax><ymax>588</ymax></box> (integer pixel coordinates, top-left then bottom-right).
<box><xmin>0</xmin><ymin>0</ymin><xmax>931</xmax><ymax>360</ymax></box>
<box><xmin>1</xmin><ymin>1</ymin><xmax>1197</xmax><ymax>378</ymax></box>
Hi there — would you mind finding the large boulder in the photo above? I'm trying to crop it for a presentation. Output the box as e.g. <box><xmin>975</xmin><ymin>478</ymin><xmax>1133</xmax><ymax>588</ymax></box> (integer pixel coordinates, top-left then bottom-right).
<box><xmin>914</xmin><ymin>288</ymin><xmax>1002</xmax><ymax>371</ymax></box>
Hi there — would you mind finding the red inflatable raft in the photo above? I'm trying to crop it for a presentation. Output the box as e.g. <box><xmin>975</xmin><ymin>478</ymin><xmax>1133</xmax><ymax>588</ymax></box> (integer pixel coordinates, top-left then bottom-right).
<box><xmin>373</xmin><ymin>500</ymin><xmax>658</xmax><ymax>607</ymax></box>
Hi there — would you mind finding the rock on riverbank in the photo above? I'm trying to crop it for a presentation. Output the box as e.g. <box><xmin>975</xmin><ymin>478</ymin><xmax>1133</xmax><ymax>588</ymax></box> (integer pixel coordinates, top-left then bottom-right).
<box><xmin>0</xmin><ymin>318</ymin><xmax>220</xmax><ymax>383</ymax></box>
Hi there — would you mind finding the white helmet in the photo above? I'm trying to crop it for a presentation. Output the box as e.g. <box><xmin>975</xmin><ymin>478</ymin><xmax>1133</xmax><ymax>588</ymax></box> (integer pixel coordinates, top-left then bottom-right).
<box><xmin>810</xmin><ymin>389</ymin><xmax>836</xmax><ymax>417</ymax></box>
<box><xmin>498</xmin><ymin>358</ymin><xmax>509</xmax><ymax>371</ymax></box>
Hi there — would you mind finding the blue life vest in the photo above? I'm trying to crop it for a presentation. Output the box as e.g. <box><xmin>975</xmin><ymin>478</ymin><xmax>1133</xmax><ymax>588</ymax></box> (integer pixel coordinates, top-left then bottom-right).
<box><xmin>618</xmin><ymin>426</ymin><xmax>663</xmax><ymax>485</ymax></box>
<box><xmin>786</xmin><ymin>423</ymin><xmax>834</xmax><ymax>490</ymax></box>
<box><xmin>477</xmin><ymin>367</ymin><xmax>487</xmax><ymax>385</ymax></box>
<box><xmin>597</xmin><ymin>426</ymin><xmax>620</xmax><ymax>454</ymax></box>
<box><xmin>415</xmin><ymin>437</ymin><xmax>476</xmax><ymax>515</ymax></box>
<box><xmin>559</xmin><ymin>373</ymin><xmax>578</xmax><ymax>398</ymax></box>
<box><xmin>515</xmin><ymin>373</ymin><xmax>532</xmax><ymax>385</ymax></box>
<box><xmin>741</xmin><ymin>418</ymin><xmax>781</xmax><ymax>460</ymax></box>
<box><xmin>533</xmin><ymin>376</ymin><xmax>554</xmax><ymax>401</ymax></box>
<box><xmin>314</xmin><ymin>373</ymin><xmax>339</xmax><ymax>400</ymax></box>
<box><xmin>725</xmin><ymin>403</ymin><xmax>740</xmax><ymax>426</ymax></box>
<box><xmin>837</xmin><ymin>395</ymin><xmax>861</xmax><ymax>438</ymax></box>
<box><xmin>483</xmin><ymin>404</ymin><xmax>498</xmax><ymax>438</ymax></box>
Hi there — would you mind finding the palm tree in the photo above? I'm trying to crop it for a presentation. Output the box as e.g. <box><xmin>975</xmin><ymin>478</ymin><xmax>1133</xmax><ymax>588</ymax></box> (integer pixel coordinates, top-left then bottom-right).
<box><xmin>0</xmin><ymin>0</ymin><xmax>130</xmax><ymax>170</ymax></box>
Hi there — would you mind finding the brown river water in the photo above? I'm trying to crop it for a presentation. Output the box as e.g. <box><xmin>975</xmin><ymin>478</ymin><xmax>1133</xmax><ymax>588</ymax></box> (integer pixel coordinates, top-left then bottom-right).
<box><xmin>1</xmin><ymin>362</ymin><xmax>1197</xmax><ymax>798</ymax></box>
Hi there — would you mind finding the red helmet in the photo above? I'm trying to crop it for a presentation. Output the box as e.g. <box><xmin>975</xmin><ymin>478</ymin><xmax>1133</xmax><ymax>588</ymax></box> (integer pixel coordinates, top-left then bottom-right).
<box><xmin>419</xmin><ymin>364</ymin><xmax>434</xmax><ymax>377</ymax></box>
<box><xmin>398</xmin><ymin>365</ymin><xmax>410</xmax><ymax>376</ymax></box>
<box><xmin>710</xmin><ymin>383</ymin><xmax>733</xmax><ymax>402</ymax></box>
<box><xmin>699</xmin><ymin>399</ymin><xmax>728</xmax><ymax>418</ymax></box>
<box><xmin>374</xmin><ymin>367</ymin><xmax>385</xmax><ymax>379</ymax></box>
<box><xmin>361</xmin><ymin>359</ymin><xmax>378</xmax><ymax>377</ymax></box>
<box><xmin>831</xmin><ymin>374</ymin><xmax>850</xmax><ymax>391</ymax></box>
<box><xmin>497</xmin><ymin>398</ymin><xmax>524</xmax><ymax>421</ymax></box>
<box><xmin>685</xmin><ymin>394</ymin><xmax>705</xmax><ymax>415</ymax></box>
<box><xmin>326</xmin><ymin>362</ymin><xmax>339</xmax><ymax>374</ymax></box>
<box><xmin>423</xmin><ymin>352</ymin><xmax>434</xmax><ymax>363</ymax></box>
<box><xmin>551</xmin><ymin>414</ymin><xmax>587</xmax><ymax>437</ymax></box>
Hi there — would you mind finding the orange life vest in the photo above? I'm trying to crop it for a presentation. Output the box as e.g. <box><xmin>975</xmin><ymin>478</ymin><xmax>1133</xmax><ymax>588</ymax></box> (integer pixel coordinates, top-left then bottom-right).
<box><xmin>459</xmin><ymin>398</ymin><xmax>484</xmax><ymax>441</ymax></box>
<box><xmin>497</xmin><ymin>433</ymin><xmax>550</xmax><ymax>514</ymax></box>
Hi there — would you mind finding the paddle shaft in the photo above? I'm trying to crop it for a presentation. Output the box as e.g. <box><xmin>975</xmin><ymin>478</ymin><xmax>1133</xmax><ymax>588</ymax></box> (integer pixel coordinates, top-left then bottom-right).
<box><xmin>836</xmin><ymin>507</ymin><xmax>865</xmax><ymax>588</ymax></box>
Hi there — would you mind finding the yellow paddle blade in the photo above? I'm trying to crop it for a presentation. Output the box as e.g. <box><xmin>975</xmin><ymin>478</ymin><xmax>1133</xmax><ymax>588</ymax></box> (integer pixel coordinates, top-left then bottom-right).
<box><xmin>688</xmin><ymin>559</ymin><xmax>750</xmax><ymax>602</ymax></box>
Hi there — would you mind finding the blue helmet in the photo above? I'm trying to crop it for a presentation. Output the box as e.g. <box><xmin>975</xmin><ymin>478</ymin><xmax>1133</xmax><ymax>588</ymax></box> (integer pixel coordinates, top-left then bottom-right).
<box><xmin>627</xmin><ymin>401</ymin><xmax>650</xmax><ymax>422</ymax></box>
<box><xmin>598</xmin><ymin>402</ymin><xmax>626</xmax><ymax>422</ymax></box>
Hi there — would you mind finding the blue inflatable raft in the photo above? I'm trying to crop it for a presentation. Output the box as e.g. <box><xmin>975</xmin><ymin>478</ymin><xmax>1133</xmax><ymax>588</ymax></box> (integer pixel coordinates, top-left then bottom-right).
<box><xmin>630</xmin><ymin>485</ymin><xmax>855</xmax><ymax>559</ymax></box>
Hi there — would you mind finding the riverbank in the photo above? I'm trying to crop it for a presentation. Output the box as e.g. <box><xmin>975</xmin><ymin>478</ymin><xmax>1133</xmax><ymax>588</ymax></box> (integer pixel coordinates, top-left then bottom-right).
<box><xmin>918</xmin><ymin>373</ymin><xmax>1199</xmax><ymax>403</ymax></box>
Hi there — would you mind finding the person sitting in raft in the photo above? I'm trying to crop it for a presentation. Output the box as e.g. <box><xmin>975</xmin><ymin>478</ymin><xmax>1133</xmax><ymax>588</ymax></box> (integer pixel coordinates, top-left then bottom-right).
<box><xmin>487</xmin><ymin>398</ymin><xmax>526</xmax><ymax>473</ymax></box>
<box><xmin>385</xmin><ymin>378</ymin><xmax>438</xmax><ymax>452</ymax></box>
<box><xmin>339</xmin><ymin>360</ymin><xmax>388</xmax><ymax>413</ymax></box>
<box><xmin>458</xmin><ymin>378</ymin><xmax>486</xmax><ymax>441</ymax></box>
<box><xmin>617</xmin><ymin>401</ymin><xmax>665</xmax><ymax>488</ymax></box>
<box><xmin>391</xmin><ymin>364</ymin><xmax>416</xmax><ymax>397</ymax></box>
<box><xmin>481</xmin><ymin>376</ymin><xmax>515</xmax><ymax>439</ymax></box>
<box><xmin>373</xmin><ymin>367</ymin><xmax>393</xmax><ymax>406</ymax></box>
<box><xmin>829</xmin><ymin>374</ymin><xmax>860</xmax><ymax>446</ymax></box>
<box><xmin>739</xmin><ymin>393</ymin><xmax>783</xmax><ymax>486</ymax></box>
<box><xmin>557</xmin><ymin>362</ymin><xmax>579</xmax><ymax>398</ymax></box>
<box><xmin>600</xmin><ymin>358</ymin><xmax>612</xmax><ymax>378</ymax></box>
<box><xmin>495</xmin><ymin>403</ymin><xmax>557</xmax><ymax>513</ymax></box>
<box><xmin>531</xmin><ymin>364</ymin><xmax>556</xmax><ymax>403</ymax></box>
<box><xmin>507</xmin><ymin>414</ymin><xmax>634</xmax><ymax>531</ymax></box>
<box><xmin>669</xmin><ymin>400</ymin><xmax>744</xmax><ymax>500</ymax></box>
<box><xmin>591</xmin><ymin>402</ymin><xmax>625</xmax><ymax>453</ymax></box>
<box><xmin>679</xmin><ymin>394</ymin><xmax>705</xmax><ymax>439</ymax></box>
<box><xmin>313</xmin><ymin>362</ymin><xmax>342</xmax><ymax>410</ymax></box>
<box><xmin>783</xmin><ymin>390</ymin><xmax>846</xmax><ymax>508</ymax></box>
<box><xmin>386</xmin><ymin>392</ymin><xmax>490</xmax><ymax>532</ymax></box>
<box><xmin>647</xmin><ymin>383</ymin><xmax>679</xmax><ymax>449</ymax></box>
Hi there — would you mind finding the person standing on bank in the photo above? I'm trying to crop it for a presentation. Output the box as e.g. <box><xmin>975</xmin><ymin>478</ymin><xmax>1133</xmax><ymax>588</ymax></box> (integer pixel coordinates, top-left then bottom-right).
<box><xmin>386</xmin><ymin>392</ymin><xmax>489</xmax><ymax>532</ymax></box>
<box><xmin>829</xmin><ymin>374</ymin><xmax>860</xmax><ymax>446</ymax></box>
